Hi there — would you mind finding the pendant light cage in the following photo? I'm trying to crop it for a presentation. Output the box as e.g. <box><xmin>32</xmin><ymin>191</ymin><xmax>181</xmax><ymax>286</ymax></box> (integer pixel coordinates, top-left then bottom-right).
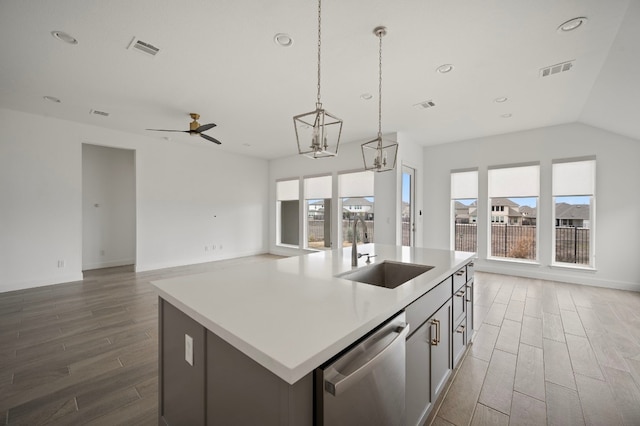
<box><xmin>294</xmin><ymin>0</ymin><xmax>343</xmax><ymax>159</ymax></box>
<box><xmin>362</xmin><ymin>26</ymin><xmax>398</xmax><ymax>172</ymax></box>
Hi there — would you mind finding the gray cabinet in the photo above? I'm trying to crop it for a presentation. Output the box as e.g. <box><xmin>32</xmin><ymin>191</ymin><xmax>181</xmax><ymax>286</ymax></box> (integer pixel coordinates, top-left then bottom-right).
<box><xmin>405</xmin><ymin>260</ymin><xmax>474</xmax><ymax>426</ymax></box>
<box><xmin>405</xmin><ymin>273</ymin><xmax>454</xmax><ymax>426</ymax></box>
<box><xmin>406</xmin><ymin>300</ymin><xmax>452</xmax><ymax>426</ymax></box>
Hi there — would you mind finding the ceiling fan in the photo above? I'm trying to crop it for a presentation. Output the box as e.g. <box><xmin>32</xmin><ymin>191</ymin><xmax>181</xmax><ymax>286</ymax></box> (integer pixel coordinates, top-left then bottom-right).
<box><xmin>147</xmin><ymin>113</ymin><xmax>221</xmax><ymax>144</ymax></box>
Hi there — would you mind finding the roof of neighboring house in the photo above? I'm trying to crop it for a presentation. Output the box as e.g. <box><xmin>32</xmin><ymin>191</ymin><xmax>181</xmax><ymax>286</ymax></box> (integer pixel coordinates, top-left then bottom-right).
<box><xmin>506</xmin><ymin>206</ymin><xmax>522</xmax><ymax>217</ymax></box>
<box><xmin>556</xmin><ymin>203</ymin><xmax>590</xmax><ymax>220</ymax></box>
<box><xmin>342</xmin><ymin>197</ymin><xmax>374</xmax><ymax>207</ymax></box>
<box><xmin>491</xmin><ymin>197</ymin><xmax>520</xmax><ymax>207</ymax></box>
<box><xmin>520</xmin><ymin>206</ymin><xmax>536</xmax><ymax>217</ymax></box>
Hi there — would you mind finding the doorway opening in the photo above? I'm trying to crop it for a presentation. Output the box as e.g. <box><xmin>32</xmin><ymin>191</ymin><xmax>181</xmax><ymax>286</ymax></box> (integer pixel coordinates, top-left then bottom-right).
<box><xmin>82</xmin><ymin>144</ymin><xmax>136</xmax><ymax>271</ymax></box>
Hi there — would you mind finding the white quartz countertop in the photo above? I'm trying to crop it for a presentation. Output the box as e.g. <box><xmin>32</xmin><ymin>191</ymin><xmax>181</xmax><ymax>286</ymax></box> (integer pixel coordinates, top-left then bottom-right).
<box><xmin>152</xmin><ymin>244</ymin><xmax>475</xmax><ymax>384</ymax></box>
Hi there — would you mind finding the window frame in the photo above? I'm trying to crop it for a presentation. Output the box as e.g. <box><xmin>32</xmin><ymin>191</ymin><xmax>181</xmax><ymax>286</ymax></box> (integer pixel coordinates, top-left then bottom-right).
<box><xmin>276</xmin><ymin>178</ymin><xmax>300</xmax><ymax>248</ymax></box>
<box><xmin>487</xmin><ymin>164</ymin><xmax>540</xmax><ymax>263</ymax></box>
<box><xmin>450</xmin><ymin>169</ymin><xmax>478</xmax><ymax>253</ymax></box>
<box><xmin>551</xmin><ymin>158</ymin><xmax>596</xmax><ymax>269</ymax></box>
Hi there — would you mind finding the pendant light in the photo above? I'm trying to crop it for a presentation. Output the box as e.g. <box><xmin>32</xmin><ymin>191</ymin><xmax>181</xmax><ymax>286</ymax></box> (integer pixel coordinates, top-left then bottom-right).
<box><xmin>293</xmin><ymin>0</ymin><xmax>343</xmax><ymax>159</ymax></box>
<box><xmin>361</xmin><ymin>26</ymin><xmax>398</xmax><ymax>172</ymax></box>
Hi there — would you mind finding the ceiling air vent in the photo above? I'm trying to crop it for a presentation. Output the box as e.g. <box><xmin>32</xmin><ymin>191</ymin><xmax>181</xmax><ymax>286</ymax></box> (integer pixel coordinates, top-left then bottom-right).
<box><xmin>127</xmin><ymin>37</ymin><xmax>160</xmax><ymax>56</ymax></box>
<box><xmin>540</xmin><ymin>60</ymin><xmax>574</xmax><ymax>77</ymax></box>
<box><xmin>90</xmin><ymin>109</ymin><xmax>110</xmax><ymax>117</ymax></box>
<box><xmin>414</xmin><ymin>100</ymin><xmax>436</xmax><ymax>109</ymax></box>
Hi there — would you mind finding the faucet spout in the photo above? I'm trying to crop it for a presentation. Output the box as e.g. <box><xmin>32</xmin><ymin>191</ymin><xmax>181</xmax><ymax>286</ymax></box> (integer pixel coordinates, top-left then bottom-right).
<box><xmin>351</xmin><ymin>215</ymin><xmax>369</xmax><ymax>266</ymax></box>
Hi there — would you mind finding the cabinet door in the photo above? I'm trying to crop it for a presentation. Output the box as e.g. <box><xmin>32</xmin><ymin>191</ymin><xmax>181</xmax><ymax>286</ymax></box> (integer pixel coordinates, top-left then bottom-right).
<box><xmin>406</xmin><ymin>323</ymin><xmax>432</xmax><ymax>426</ymax></box>
<box><xmin>430</xmin><ymin>300</ymin><xmax>452</xmax><ymax>401</ymax></box>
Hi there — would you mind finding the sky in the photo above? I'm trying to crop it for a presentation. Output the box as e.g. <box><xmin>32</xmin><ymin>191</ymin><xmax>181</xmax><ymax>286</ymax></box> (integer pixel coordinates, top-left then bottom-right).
<box><xmin>402</xmin><ymin>172</ymin><xmax>411</xmax><ymax>203</ymax></box>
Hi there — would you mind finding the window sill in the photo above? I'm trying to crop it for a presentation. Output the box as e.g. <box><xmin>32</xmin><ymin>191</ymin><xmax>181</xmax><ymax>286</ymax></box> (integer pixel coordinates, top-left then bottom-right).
<box><xmin>277</xmin><ymin>243</ymin><xmax>299</xmax><ymax>248</ymax></box>
<box><xmin>550</xmin><ymin>263</ymin><xmax>597</xmax><ymax>272</ymax></box>
<box><xmin>486</xmin><ymin>257</ymin><xmax>540</xmax><ymax>266</ymax></box>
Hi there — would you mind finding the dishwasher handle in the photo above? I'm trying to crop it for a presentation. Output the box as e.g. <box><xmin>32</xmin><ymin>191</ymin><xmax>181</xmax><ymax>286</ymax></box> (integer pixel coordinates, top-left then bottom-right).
<box><xmin>324</xmin><ymin>323</ymin><xmax>409</xmax><ymax>396</ymax></box>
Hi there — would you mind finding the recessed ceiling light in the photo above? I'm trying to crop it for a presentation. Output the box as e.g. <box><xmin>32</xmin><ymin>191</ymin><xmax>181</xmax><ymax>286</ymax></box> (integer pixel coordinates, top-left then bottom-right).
<box><xmin>274</xmin><ymin>33</ymin><xmax>293</xmax><ymax>47</ymax></box>
<box><xmin>501</xmin><ymin>113</ymin><xmax>512</xmax><ymax>118</ymax></box>
<box><xmin>557</xmin><ymin>17</ymin><xmax>587</xmax><ymax>33</ymax></box>
<box><xmin>436</xmin><ymin>64</ymin><xmax>454</xmax><ymax>74</ymax></box>
<box><xmin>360</xmin><ymin>93</ymin><xmax>373</xmax><ymax>100</ymax></box>
<box><xmin>51</xmin><ymin>30</ymin><xmax>78</xmax><ymax>45</ymax></box>
<box><xmin>43</xmin><ymin>95</ymin><xmax>61</xmax><ymax>103</ymax></box>
<box><xmin>494</xmin><ymin>97</ymin><xmax>508</xmax><ymax>103</ymax></box>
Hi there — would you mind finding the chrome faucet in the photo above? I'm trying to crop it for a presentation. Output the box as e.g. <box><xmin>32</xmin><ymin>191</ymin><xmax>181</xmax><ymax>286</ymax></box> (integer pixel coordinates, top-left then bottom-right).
<box><xmin>351</xmin><ymin>215</ymin><xmax>369</xmax><ymax>266</ymax></box>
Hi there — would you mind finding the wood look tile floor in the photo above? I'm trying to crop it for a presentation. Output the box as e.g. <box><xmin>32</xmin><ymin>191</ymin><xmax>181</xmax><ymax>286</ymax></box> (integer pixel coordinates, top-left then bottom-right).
<box><xmin>2</xmin><ymin>260</ymin><xmax>640</xmax><ymax>425</ymax></box>
<box><xmin>431</xmin><ymin>273</ymin><xmax>640</xmax><ymax>426</ymax></box>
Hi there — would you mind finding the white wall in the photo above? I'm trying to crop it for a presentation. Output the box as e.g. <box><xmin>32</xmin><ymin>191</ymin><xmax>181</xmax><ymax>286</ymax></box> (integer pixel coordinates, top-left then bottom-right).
<box><xmin>422</xmin><ymin>122</ymin><xmax>640</xmax><ymax>291</ymax></box>
<box><xmin>0</xmin><ymin>108</ymin><xmax>269</xmax><ymax>292</ymax></box>
<box><xmin>268</xmin><ymin>133</ymin><xmax>424</xmax><ymax>254</ymax></box>
<box><xmin>82</xmin><ymin>144</ymin><xmax>136</xmax><ymax>270</ymax></box>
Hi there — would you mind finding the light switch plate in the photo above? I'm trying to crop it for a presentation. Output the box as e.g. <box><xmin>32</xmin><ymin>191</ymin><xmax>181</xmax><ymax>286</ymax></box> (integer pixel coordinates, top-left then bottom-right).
<box><xmin>185</xmin><ymin>334</ymin><xmax>193</xmax><ymax>366</ymax></box>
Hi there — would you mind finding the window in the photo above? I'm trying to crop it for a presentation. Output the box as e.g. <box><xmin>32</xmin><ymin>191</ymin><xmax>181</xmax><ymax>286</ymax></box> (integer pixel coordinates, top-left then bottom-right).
<box><xmin>304</xmin><ymin>175</ymin><xmax>332</xmax><ymax>250</ymax></box>
<box><xmin>339</xmin><ymin>171</ymin><xmax>374</xmax><ymax>247</ymax></box>
<box><xmin>488</xmin><ymin>165</ymin><xmax>539</xmax><ymax>261</ymax></box>
<box><xmin>552</xmin><ymin>159</ymin><xmax>595</xmax><ymax>267</ymax></box>
<box><xmin>451</xmin><ymin>170</ymin><xmax>478</xmax><ymax>252</ymax></box>
<box><xmin>276</xmin><ymin>179</ymin><xmax>299</xmax><ymax>247</ymax></box>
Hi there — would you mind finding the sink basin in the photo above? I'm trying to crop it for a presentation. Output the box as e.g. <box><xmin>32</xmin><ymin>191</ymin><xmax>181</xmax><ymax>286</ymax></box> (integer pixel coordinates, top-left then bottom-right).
<box><xmin>337</xmin><ymin>260</ymin><xmax>434</xmax><ymax>289</ymax></box>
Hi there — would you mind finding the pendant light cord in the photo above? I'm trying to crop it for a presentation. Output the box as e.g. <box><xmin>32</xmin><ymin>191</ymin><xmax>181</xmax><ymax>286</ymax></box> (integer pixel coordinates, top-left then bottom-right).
<box><xmin>317</xmin><ymin>0</ymin><xmax>322</xmax><ymax>106</ymax></box>
<box><xmin>377</xmin><ymin>30</ymin><xmax>383</xmax><ymax>139</ymax></box>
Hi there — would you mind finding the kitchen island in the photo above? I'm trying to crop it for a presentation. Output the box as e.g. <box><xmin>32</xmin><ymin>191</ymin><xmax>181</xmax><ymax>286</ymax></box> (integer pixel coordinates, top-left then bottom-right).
<box><xmin>153</xmin><ymin>244</ymin><xmax>475</xmax><ymax>425</ymax></box>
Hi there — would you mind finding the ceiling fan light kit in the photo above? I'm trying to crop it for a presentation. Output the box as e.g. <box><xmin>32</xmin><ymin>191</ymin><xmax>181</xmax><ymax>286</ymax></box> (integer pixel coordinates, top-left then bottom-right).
<box><xmin>293</xmin><ymin>0</ymin><xmax>343</xmax><ymax>159</ymax></box>
<box><xmin>361</xmin><ymin>26</ymin><xmax>398</xmax><ymax>173</ymax></box>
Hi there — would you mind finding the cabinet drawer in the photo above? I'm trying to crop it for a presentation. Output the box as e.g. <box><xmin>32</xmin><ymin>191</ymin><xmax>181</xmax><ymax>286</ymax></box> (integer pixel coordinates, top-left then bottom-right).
<box><xmin>406</xmin><ymin>276</ymin><xmax>451</xmax><ymax>335</ymax></box>
<box><xmin>453</xmin><ymin>267</ymin><xmax>466</xmax><ymax>290</ymax></box>
<box><xmin>466</xmin><ymin>261</ymin><xmax>475</xmax><ymax>282</ymax></box>
<box><xmin>452</xmin><ymin>283</ymin><xmax>467</xmax><ymax>327</ymax></box>
<box><xmin>453</xmin><ymin>319</ymin><xmax>467</xmax><ymax>368</ymax></box>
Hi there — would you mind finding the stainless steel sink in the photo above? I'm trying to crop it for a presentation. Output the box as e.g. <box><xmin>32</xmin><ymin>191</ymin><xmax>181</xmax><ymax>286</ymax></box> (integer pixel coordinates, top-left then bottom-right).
<box><xmin>336</xmin><ymin>260</ymin><xmax>434</xmax><ymax>289</ymax></box>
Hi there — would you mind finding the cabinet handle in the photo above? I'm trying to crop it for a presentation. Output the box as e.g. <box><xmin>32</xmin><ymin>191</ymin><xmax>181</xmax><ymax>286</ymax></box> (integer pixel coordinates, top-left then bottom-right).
<box><xmin>430</xmin><ymin>318</ymin><xmax>441</xmax><ymax>346</ymax></box>
<box><xmin>456</xmin><ymin>325</ymin><xmax>466</xmax><ymax>334</ymax></box>
<box><xmin>455</xmin><ymin>270</ymin><xmax>465</xmax><ymax>276</ymax></box>
<box><xmin>468</xmin><ymin>262</ymin><xmax>474</xmax><ymax>267</ymax></box>
<box><xmin>455</xmin><ymin>290</ymin><xmax>466</xmax><ymax>298</ymax></box>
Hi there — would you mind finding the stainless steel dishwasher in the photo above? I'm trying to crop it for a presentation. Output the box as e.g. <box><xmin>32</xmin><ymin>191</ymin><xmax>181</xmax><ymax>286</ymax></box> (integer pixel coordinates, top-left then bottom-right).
<box><xmin>315</xmin><ymin>312</ymin><xmax>409</xmax><ymax>425</ymax></box>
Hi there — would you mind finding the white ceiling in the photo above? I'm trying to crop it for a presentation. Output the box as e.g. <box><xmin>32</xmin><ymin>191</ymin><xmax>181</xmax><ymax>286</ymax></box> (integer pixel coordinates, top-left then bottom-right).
<box><xmin>1</xmin><ymin>0</ymin><xmax>638</xmax><ymax>159</ymax></box>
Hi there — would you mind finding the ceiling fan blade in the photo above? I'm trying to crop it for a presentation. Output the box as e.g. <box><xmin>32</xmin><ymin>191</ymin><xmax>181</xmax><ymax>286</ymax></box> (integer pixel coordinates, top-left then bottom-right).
<box><xmin>195</xmin><ymin>123</ymin><xmax>217</xmax><ymax>133</ymax></box>
<box><xmin>146</xmin><ymin>129</ymin><xmax>190</xmax><ymax>133</ymax></box>
<box><xmin>200</xmin><ymin>133</ymin><xmax>222</xmax><ymax>145</ymax></box>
